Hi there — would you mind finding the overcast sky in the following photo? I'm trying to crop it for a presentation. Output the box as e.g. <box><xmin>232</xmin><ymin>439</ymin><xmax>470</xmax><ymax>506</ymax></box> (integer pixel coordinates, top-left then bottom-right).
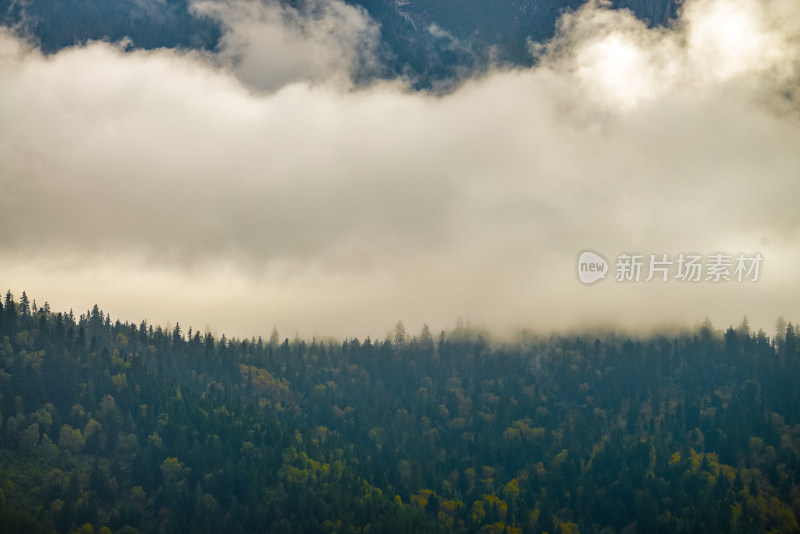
<box><xmin>1</xmin><ymin>0</ymin><xmax>799</xmax><ymax>340</ymax></box>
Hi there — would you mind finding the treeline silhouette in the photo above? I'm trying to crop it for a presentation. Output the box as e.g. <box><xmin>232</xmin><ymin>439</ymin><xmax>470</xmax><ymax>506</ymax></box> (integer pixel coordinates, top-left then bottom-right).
<box><xmin>0</xmin><ymin>290</ymin><xmax>798</xmax><ymax>533</ymax></box>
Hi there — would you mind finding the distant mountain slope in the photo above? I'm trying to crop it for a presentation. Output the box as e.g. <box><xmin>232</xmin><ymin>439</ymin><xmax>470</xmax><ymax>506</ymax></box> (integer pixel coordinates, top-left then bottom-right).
<box><xmin>1</xmin><ymin>0</ymin><xmax>679</xmax><ymax>85</ymax></box>
<box><xmin>0</xmin><ymin>0</ymin><xmax>220</xmax><ymax>51</ymax></box>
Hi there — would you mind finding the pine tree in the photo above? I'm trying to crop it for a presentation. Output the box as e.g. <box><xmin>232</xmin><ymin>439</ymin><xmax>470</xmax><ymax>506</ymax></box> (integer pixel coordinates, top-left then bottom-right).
<box><xmin>19</xmin><ymin>291</ymin><xmax>30</xmax><ymax>317</ymax></box>
<box><xmin>5</xmin><ymin>290</ymin><xmax>17</xmax><ymax>333</ymax></box>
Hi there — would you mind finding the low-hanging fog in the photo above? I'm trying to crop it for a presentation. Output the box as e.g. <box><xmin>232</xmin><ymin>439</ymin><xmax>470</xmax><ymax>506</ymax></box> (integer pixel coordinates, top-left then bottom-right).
<box><xmin>1</xmin><ymin>0</ymin><xmax>799</xmax><ymax>340</ymax></box>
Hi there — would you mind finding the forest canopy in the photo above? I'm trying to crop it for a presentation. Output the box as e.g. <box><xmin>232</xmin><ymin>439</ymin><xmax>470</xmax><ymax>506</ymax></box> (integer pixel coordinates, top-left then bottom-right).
<box><xmin>0</xmin><ymin>290</ymin><xmax>799</xmax><ymax>533</ymax></box>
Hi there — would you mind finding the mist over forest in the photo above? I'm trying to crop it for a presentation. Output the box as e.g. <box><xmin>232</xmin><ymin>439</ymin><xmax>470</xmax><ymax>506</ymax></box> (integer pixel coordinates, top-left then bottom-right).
<box><xmin>2</xmin><ymin>0</ymin><xmax>800</xmax><ymax>531</ymax></box>
<box><xmin>1</xmin><ymin>0</ymin><xmax>799</xmax><ymax>338</ymax></box>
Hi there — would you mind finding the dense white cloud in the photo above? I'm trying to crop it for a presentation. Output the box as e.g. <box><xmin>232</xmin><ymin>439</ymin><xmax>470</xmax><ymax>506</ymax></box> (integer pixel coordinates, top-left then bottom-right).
<box><xmin>191</xmin><ymin>0</ymin><xmax>382</xmax><ymax>90</ymax></box>
<box><xmin>0</xmin><ymin>0</ymin><xmax>798</xmax><ymax>339</ymax></box>
<box><xmin>536</xmin><ymin>0</ymin><xmax>800</xmax><ymax>110</ymax></box>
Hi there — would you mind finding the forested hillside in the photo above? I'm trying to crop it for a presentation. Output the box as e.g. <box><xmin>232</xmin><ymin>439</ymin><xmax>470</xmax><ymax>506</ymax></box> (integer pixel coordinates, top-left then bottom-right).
<box><xmin>1</xmin><ymin>291</ymin><xmax>799</xmax><ymax>533</ymax></box>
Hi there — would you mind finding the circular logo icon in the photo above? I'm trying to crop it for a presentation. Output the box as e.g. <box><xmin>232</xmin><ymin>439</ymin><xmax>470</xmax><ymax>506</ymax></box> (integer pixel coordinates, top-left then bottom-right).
<box><xmin>577</xmin><ymin>250</ymin><xmax>608</xmax><ymax>284</ymax></box>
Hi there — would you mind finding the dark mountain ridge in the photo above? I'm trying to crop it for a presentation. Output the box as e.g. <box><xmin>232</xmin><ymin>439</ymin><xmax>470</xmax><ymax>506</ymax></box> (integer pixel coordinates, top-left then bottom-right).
<box><xmin>0</xmin><ymin>0</ymin><xmax>680</xmax><ymax>86</ymax></box>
